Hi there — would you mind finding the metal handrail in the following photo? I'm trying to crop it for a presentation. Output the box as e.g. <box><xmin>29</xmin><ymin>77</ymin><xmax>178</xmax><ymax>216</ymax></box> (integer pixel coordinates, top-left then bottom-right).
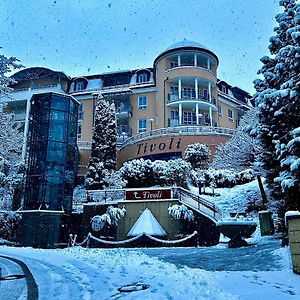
<box><xmin>172</xmin><ymin>187</ymin><xmax>222</xmax><ymax>221</ymax></box>
<box><xmin>84</xmin><ymin>187</ymin><xmax>222</xmax><ymax>221</ymax></box>
<box><xmin>119</xmin><ymin>126</ymin><xmax>235</xmax><ymax>149</ymax></box>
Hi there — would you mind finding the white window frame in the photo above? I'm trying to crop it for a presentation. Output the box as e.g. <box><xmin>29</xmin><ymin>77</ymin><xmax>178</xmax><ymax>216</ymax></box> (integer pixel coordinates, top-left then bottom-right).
<box><xmin>228</xmin><ymin>109</ymin><xmax>234</xmax><ymax>122</ymax></box>
<box><xmin>78</xmin><ymin>103</ymin><xmax>84</xmax><ymax>120</ymax></box>
<box><xmin>138</xmin><ymin>96</ymin><xmax>147</xmax><ymax>109</ymax></box>
<box><xmin>221</xmin><ymin>85</ymin><xmax>227</xmax><ymax>94</ymax></box>
<box><xmin>76</xmin><ymin>81</ymin><xmax>85</xmax><ymax>91</ymax></box>
<box><xmin>138</xmin><ymin>73</ymin><xmax>148</xmax><ymax>83</ymax></box>
<box><xmin>138</xmin><ymin>119</ymin><xmax>147</xmax><ymax>133</ymax></box>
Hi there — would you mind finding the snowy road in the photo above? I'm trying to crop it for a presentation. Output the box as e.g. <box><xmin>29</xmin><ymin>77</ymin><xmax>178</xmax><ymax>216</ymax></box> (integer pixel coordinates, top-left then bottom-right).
<box><xmin>0</xmin><ymin>240</ymin><xmax>300</xmax><ymax>300</ymax></box>
<box><xmin>0</xmin><ymin>256</ymin><xmax>27</xmax><ymax>300</ymax></box>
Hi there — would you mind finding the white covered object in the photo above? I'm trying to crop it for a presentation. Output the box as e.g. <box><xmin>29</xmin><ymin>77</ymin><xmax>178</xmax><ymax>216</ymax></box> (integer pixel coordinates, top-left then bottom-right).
<box><xmin>285</xmin><ymin>210</ymin><xmax>300</xmax><ymax>226</ymax></box>
<box><xmin>127</xmin><ymin>208</ymin><xmax>166</xmax><ymax>237</ymax></box>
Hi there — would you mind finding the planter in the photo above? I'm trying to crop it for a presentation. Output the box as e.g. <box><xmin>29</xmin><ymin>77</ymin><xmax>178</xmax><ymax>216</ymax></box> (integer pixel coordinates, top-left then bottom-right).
<box><xmin>217</xmin><ymin>218</ymin><xmax>257</xmax><ymax>248</ymax></box>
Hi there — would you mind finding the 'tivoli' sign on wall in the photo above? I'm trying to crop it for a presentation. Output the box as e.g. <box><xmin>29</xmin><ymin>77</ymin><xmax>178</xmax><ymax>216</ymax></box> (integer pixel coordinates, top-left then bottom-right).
<box><xmin>125</xmin><ymin>189</ymin><xmax>172</xmax><ymax>200</ymax></box>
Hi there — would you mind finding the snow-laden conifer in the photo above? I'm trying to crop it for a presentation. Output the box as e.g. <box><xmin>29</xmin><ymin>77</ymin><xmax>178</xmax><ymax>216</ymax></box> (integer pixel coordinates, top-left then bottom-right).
<box><xmin>85</xmin><ymin>96</ymin><xmax>117</xmax><ymax>190</ymax></box>
<box><xmin>254</xmin><ymin>0</ymin><xmax>300</xmax><ymax>214</ymax></box>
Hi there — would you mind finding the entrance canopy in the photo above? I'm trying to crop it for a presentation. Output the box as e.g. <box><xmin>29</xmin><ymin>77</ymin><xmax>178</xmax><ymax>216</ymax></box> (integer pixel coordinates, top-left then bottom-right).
<box><xmin>127</xmin><ymin>208</ymin><xmax>166</xmax><ymax>237</ymax></box>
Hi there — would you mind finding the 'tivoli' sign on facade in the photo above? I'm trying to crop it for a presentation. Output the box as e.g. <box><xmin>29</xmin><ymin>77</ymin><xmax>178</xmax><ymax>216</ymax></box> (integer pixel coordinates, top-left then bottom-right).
<box><xmin>136</xmin><ymin>137</ymin><xmax>181</xmax><ymax>155</ymax></box>
<box><xmin>126</xmin><ymin>189</ymin><xmax>172</xmax><ymax>200</ymax></box>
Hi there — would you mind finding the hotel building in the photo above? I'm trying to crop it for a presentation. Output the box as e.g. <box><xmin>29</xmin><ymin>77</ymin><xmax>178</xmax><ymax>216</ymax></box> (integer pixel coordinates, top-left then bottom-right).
<box><xmin>3</xmin><ymin>40</ymin><xmax>253</xmax><ymax>176</ymax></box>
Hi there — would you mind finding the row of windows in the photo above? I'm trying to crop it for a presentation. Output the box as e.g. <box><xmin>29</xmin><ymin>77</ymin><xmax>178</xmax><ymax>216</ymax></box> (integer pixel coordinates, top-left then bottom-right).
<box><xmin>217</xmin><ymin>105</ymin><xmax>234</xmax><ymax>122</ymax></box>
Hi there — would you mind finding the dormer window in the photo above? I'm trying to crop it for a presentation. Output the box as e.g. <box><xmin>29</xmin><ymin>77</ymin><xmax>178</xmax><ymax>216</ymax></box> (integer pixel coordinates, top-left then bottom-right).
<box><xmin>221</xmin><ymin>85</ymin><xmax>227</xmax><ymax>94</ymax></box>
<box><xmin>137</xmin><ymin>73</ymin><xmax>148</xmax><ymax>83</ymax></box>
<box><xmin>76</xmin><ymin>81</ymin><xmax>85</xmax><ymax>91</ymax></box>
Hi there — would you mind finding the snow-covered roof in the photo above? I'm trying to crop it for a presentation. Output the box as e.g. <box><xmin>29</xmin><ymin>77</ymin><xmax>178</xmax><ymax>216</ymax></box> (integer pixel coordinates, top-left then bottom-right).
<box><xmin>154</xmin><ymin>40</ymin><xmax>218</xmax><ymax>66</ymax></box>
<box><xmin>164</xmin><ymin>40</ymin><xmax>209</xmax><ymax>52</ymax></box>
<box><xmin>127</xmin><ymin>208</ymin><xmax>166</xmax><ymax>237</ymax></box>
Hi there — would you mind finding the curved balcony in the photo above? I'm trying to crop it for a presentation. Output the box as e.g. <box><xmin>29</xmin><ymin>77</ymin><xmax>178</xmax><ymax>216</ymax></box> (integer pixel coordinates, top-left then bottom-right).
<box><xmin>165</xmin><ymin>66</ymin><xmax>217</xmax><ymax>84</ymax></box>
<box><xmin>118</xmin><ymin>126</ymin><xmax>235</xmax><ymax>149</ymax></box>
<box><xmin>167</xmin><ymin>93</ymin><xmax>217</xmax><ymax>110</ymax></box>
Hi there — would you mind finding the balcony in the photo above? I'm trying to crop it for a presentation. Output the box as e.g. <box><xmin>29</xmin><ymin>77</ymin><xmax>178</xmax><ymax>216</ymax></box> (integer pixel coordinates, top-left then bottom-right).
<box><xmin>115</xmin><ymin>104</ymin><xmax>132</xmax><ymax>119</ymax></box>
<box><xmin>2</xmin><ymin>85</ymin><xmax>66</xmax><ymax>103</ymax></box>
<box><xmin>168</xmin><ymin>93</ymin><xmax>217</xmax><ymax>105</ymax></box>
<box><xmin>116</xmin><ymin>125</ymin><xmax>132</xmax><ymax>145</ymax></box>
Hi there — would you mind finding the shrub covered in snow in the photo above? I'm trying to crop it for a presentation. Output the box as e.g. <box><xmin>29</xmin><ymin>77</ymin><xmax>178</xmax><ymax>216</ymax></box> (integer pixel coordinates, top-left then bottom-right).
<box><xmin>91</xmin><ymin>206</ymin><xmax>126</xmax><ymax>232</ymax></box>
<box><xmin>184</xmin><ymin>143</ymin><xmax>211</xmax><ymax>169</ymax></box>
<box><xmin>0</xmin><ymin>211</ymin><xmax>21</xmax><ymax>242</ymax></box>
<box><xmin>168</xmin><ymin>204</ymin><xmax>194</xmax><ymax>222</ymax></box>
<box><xmin>192</xmin><ymin>168</ymin><xmax>256</xmax><ymax>189</ymax></box>
<box><xmin>118</xmin><ymin>158</ymin><xmax>191</xmax><ymax>188</ymax></box>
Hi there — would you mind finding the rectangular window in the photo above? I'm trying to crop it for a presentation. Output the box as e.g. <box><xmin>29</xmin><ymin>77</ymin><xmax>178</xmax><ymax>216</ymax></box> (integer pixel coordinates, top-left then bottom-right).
<box><xmin>138</xmin><ymin>96</ymin><xmax>147</xmax><ymax>109</ymax></box>
<box><xmin>183</xmin><ymin>112</ymin><xmax>196</xmax><ymax>125</ymax></box>
<box><xmin>138</xmin><ymin>73</ymin><xmax>147</xmax><ymax>83</ymax></box>
<box><xmin>138</xmin><ymin>119</ymin><xmax>147</xmax><ymax>133</ymax></box>
<box><xmin>203</xmin><ymin>89</ymin><xmax>208</xmax><ymax>100</ymax></box>
<box><xmin>218</xmin><ymin>105</ymin><xmax>222</xmax><ymax>115</ymax></box>
<box><xmin>182</xmin><ymin>87</ymin><xmax>196</xmax><ymax>99</ymax></box>
<box><xmin>204</xmin><ymin>113</ymin><xmax>210</xmax><ymax>125</ymax></box>
<box><xmin>78</xmin><ymin>103</ymin><xmax>84</xmax><ymax>120</ymax></box>
<box><xmin>228</xmin><ymin>109</ymin><xmax>234</xmax><ymax>122</ymax></box>
<box><xmin>221</xmin><ymin>85</ymin><xmax>227</xmax><ymax>94</ymax></box>
<box><xmin>77</xmin><ymin>123</ymin><xmax>82</xmax><ymax>138</ymax></box>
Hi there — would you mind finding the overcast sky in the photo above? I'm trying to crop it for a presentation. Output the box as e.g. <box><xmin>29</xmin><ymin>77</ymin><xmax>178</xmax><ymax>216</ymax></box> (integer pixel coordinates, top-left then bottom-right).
<box><xmin>0</xmin><ymin>0</ymin><xmax>281</xmax><ymax>94</ymax></box>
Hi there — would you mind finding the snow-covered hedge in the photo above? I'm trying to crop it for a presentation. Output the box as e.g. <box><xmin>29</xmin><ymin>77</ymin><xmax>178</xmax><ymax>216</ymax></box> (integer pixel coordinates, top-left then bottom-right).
<box><xmin>168</xmin><ymin>204</ymin><xmax>194</xmax><ymax>222</ymax></box>
<box><xmin>184</xmin><ymin>143</ymin><xmax>211</xmax><ymax>169</ymax></box>
<box><xmin>91</xmin><ymin>206</ymin><xmax>126</xmax><ymax>232</ymax></box>
<box><xmin>0</xmin><ymin>211</ymin><xmax>21</xmax><ymax>242</ymax></box>
<box><xmin>192</xmin><ymin>168</ymin><xmax>256</xmax><ymax>188</ymax></box>
<box><xmin>118</xmin><ymin>158</ymin><xmax>191</xmax><ymax>188</ymax></box>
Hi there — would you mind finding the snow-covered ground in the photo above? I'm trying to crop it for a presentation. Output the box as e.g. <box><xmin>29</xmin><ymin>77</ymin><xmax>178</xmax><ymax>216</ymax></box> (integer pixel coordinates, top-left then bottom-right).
<box><xmin>190</xmin><ymin>179</ymin><xmax>262</xmax><ymax>217</ymax></box>
<box><xmin>1</xmin><ymin>238</ymin><xmax>300</xmax><ymax>300</ymax></box>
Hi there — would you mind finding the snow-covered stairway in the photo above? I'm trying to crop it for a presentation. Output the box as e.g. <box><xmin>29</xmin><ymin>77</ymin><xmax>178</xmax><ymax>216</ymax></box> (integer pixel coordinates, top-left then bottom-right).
<box><xmin>172</xmin><ymin>187</ymin><xmax>222</xmax><ymax>222</ymax></box>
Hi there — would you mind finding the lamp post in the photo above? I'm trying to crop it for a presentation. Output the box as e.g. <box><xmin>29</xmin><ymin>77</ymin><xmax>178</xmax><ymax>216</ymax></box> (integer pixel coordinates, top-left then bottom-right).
<box><xmin>149</xmin><ymin>118</ymin><xmax>154</xmax><ymax>135</ymax></box>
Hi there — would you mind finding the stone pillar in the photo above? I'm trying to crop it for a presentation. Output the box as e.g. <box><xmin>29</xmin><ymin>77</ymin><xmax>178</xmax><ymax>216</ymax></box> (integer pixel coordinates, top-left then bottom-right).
<box><xmin>208</xmin><ymin>81</ymin><xmax>212</xmax><ymax>102</ymax></box>
<box><xmin>179</xmin><ymin>103</ymin><xmax>182</xmax><ymax>125</ymax></box>
<box><xmin>207</xmin><ymin>57</ymin><xmax>211</xmax><ymax>70</ymax></box>
<box><xmin>178</xmin><ymin>78</ymin><xmax>182</xmax><ymax>100</ymax></box>
<box><xmin>287</xmin><ymin>214</ymin><xmax>300</xmax><ymax>274</ymax></box>
<box><xmin>178</xmin><ymin>54</ymin><xmax>181</xmax><ymax>67</ymax></box>
<box><xmin>259</xmin><ymin>211</ymin><xmax>274</xmax><ymax>236</ymax></box>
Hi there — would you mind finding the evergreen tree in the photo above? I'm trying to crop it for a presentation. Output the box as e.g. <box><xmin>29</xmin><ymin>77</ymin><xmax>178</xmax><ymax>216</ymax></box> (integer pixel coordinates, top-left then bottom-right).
<box><xmin>0</xmin><ymin>47</ymin><xmax>22</xmax><ymax>98</ymax></box>
<box><xmin>254</xmin><ymin>0</ymin><xmax>300</xmax><ymax>214</ymax></box>
<box><xmin>85</xmin><ymin>96</ymin><xmax>117</xmax><ymax>190</ymax></box>
<box><xmin>0</xmin><ymin>48</ymin><xmax>23</xmax><ymax>210</ymax></box>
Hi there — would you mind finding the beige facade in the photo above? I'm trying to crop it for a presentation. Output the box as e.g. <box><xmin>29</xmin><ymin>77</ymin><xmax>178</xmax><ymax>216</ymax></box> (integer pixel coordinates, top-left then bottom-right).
<box><xmin>7</xmin><ymin>41</ymin><xmax>252</xmax><ymax>174</ymax></box>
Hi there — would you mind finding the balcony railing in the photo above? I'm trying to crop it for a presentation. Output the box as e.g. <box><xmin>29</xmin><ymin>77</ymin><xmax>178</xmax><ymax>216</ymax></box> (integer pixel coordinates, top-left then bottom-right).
<box><xmin>168</xmin><ymin>93</ymin><xmax>216</xmax><ymax>105</ymax></box>
<box><xmin>119</xmin><ymin>126</ymin><xmax>235</xmax><ymax>149</ymax></box>
<box><xmin>168</xmin><ymin>118</ymin><xmax>217</xmax><ymax>127</ymax></box>
<box><xmin>115</xmin><ymin>104</ymin><xmax>133</xmax><ymax>117</ymax></box>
